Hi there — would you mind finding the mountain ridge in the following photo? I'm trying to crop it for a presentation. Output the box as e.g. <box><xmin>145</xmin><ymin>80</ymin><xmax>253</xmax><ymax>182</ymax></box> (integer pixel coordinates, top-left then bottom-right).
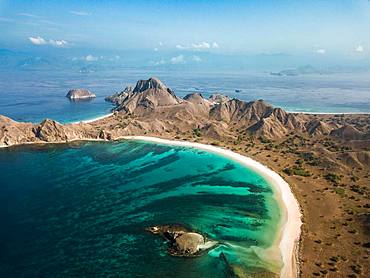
<box><xmin>1</xmin><ymin>77</ymin><xmax>369</xmax><ymax>147</ymax></box>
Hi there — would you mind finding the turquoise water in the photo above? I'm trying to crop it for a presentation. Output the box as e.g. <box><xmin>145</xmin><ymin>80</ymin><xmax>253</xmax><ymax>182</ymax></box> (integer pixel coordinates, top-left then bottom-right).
<box><xmin>0</xmin><ymin>140</ymin><xmax>282</xmax><ymax>277</ymax></box>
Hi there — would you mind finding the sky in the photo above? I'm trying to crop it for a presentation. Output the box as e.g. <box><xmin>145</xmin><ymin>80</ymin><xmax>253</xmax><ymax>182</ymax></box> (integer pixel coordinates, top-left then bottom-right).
<box><xmin>0</xmin><ymin>0</ymin><xmax>369</xmax><ymax>65</ymax></box>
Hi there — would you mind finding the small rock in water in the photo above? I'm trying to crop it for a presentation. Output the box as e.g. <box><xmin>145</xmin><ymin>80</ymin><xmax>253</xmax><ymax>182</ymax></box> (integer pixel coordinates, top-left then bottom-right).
<box><xmin>175</xmin><ymin>232</ymin><xmax>205</xmax><ymax>255</ymax></box>
<box><xmin>147</xmin><ymin>225</ymin><xmax>215</xmax><ymax>257</ymax></box>
<box><xmin>66</xmin><ymin>89</ymin><xmax>96</xmax><ymax>100</ymax></box>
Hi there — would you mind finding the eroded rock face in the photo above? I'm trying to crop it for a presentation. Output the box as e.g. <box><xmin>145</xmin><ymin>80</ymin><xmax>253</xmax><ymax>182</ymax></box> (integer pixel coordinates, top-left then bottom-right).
<box><xmin>147</xmin><ymin>225</ymin><xmax>209</xmax><ymax>256</ymax></box>
<box><xmin>208</xmin><ymin>94</ymin><xmax>230</xmax><ymax>104</ymax></box>
<box><xmin>133</xmin><ymin>77</ymin><xmax>168</xmax><ymax>93</ymax></box>
<box><xmin>104</xmin><ymin>86</ymin><xmax>133</xmax><ymax>106</ymax></box>
<box><xmin>330</xmin><ymin>125</ymin><xmax>369</xmax><ymax>140</ymax></box>
<box><xmin>66</xmin><ymin>89</ymin><xmax>96</xmax><ymax>100</ymax></box>
<box><xmin>107</xmin><ymin>77</ymin><xmax>182</xmax><ymax>114</ymax></box>
<box><xmin>33</xmin><ymin>119</ymin><xmax>67</xmax><ymax>142</ymax></box>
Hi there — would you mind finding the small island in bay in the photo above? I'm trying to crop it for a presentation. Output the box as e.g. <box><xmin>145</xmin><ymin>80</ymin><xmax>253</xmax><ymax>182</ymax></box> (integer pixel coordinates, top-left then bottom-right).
<box><xmin>66</xmin><ymin>89</ymin><xmax>96</xmax><ymax>100</ymax></box>
<box><xmin>147</xmin><ymin>225</ymin><xmax>217</xmax><ymax>257</ymax></box>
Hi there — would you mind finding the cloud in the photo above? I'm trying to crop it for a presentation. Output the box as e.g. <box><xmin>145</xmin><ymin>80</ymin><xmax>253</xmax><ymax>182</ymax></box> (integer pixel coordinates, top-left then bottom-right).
<box><xmin>19</xmin><ymin>13</ymin><xmax>40</xmax><ymax>18</ymax></box>
<box><xmin>85</xmin><ymin>54</ymin><xmax>99</xmax><ymax>62</ymax></box>
<box><xmin>49</xmin><ymin>39</ymin><xmax>68</xmax><ymax>47</ymax></box>
<box><xmin>191</xmin><ymin>42</ymin><xmax>210</xmax><ymax>49</ymax></box>
<box><xmin>192</xmin><ymin>55</ymin><xmax>202</xmax><ymax>62</ymax></box>
<box><xmin>152</xmin><ymin>54</ymin><xmax>204</xmax><ymax>66</ymax></box>
<box><xmin>69</xmin><ymin>11</ymin><xmax>91</xmax><ymax>16</ymax></box>
<box><xmin>29</xmin><ymin>36</ymin><xmax>69</xmax><ymax>47</ymax></box>
<box><xmin>170</xmin><ymin>54</ymin><xmax>185</xmax><ymax>64</ymax></box>
<box><xmin>29</xmin><ymin>36</ymin><xmax>47</xmax><ymax>45</ymax></box>
<box><xmin>176</xmin><ymin>41</ymin><xmax>219</xmax><ymax>50</ymax></box>
<box><xmin>176</xmin><ymin>44</ymin><xmax>187</xmax><ymax>50</ymax></box>
<box><xmin>355</xmin><ymin>45</ymin><xmax>364</xmax><ymax>52</ymax></box>
<box><xmin>316</xmin><ymin>49</ymin><xmax>326</xmax><ymax>54</ymax></box>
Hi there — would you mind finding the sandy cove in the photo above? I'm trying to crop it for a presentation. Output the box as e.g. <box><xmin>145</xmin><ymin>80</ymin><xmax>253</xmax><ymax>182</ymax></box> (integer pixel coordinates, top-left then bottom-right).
<box><xmin>0</xmin><ymin>134</ymin><xmax>303</xmax><ymax>276</ymax></box>
<box><xmin>122</xmin><ymin>136</ymin><xmax>303</xmax><ymax>278</ymax></box>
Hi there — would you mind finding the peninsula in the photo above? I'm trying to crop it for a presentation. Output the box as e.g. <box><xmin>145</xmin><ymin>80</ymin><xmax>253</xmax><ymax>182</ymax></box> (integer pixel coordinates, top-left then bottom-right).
<box><xmin>0</xmin><ymin>77</ymin><xmax>369</xmax><ymax>277</ymax></box>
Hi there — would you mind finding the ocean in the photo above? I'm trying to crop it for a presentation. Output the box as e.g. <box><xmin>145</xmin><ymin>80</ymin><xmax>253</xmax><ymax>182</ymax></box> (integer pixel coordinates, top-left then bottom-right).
<box><xmin>0</xmin><ymin>69</ymin><xmax>369</xmax><ymax>124</ymax></box>
<box><xmin>0</xmin><ymin>140</ymin><xmax>282</xmax><ymax>277</ymax></box>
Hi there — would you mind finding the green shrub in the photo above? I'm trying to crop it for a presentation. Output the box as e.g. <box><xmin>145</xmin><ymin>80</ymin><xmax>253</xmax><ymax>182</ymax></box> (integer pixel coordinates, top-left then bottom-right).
<box><xmin>283</xmin><ymin>165</ymin><xmax>311</xmax><ymax>177</ymax></box>
<box><xmin>192</xmin><ymin>128</ymin><xmax>201</xmax><ymax>137</ymax></box>
<box><xmin>324</xmin><ymin>173</ymin><xmax>341</xmax><ymax>184</ymax></box>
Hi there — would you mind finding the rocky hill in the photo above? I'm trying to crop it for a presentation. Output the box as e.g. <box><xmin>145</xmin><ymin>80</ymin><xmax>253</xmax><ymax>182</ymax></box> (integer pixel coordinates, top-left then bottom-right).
<box><xmin>1</xmin><ymin>77</ymin><xmax>369</xmax><ymax>148</ymax></box>
<box><xmin>112</xmin><ymin>77</ymin><xmax>182</xmax><ymax>114</ymax></box>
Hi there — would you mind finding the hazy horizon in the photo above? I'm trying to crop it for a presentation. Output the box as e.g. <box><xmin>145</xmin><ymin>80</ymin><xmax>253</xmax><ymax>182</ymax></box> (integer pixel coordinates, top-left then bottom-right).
<box><xmin>0</xmin><ymin>0</ymin><xmax>369</xmax><ymax>72</ymax></box>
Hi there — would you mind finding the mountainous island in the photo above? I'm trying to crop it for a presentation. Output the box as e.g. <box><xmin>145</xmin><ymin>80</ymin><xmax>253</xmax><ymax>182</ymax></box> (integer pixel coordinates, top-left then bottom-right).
<box><xmin>0</xmin><ymin>77</ymin><xmax>369</xmax><ymax>277</ymax></box>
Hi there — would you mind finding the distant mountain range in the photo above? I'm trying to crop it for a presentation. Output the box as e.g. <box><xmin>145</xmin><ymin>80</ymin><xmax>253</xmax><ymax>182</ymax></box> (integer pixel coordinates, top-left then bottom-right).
<box><xmin>1</xmin><ymin>48</ymin><xmax>369</xmax><ymax>73</ymax></box>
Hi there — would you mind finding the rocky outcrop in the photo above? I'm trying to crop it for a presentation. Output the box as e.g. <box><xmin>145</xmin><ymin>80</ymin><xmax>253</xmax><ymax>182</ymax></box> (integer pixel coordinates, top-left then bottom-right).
<box><xmin>111</xmin><ymin>77</ymin><xmax>182</xmax><ymax>114</ymax></box>
<box><xmin>33</xmin><ymin>119</ymin><xmax>68</xmax><ymax>142</ymax></box>
<box><xmin>183</xmin><ymin>93</ymin><xmax>212</xmax><ymax>115</ymax></box>
<box><xmin>66</xmin><ymin>89</ymin><xmax>96</xmax><ymax>100</ymax></box>
<box><xmin>210</xmin><ymin>99</ymin><xmax>273</xmax><ymax>124</ymax></box>
<box><xmin>338</xmin><ymin>151</ymin><xmax>370</xmax><ymax>168</ymax></box>
<box><xmin>208</xmin><ymin>99</ymin><xmax>309</xmax><ymax>138</ymax></box>
<box><xmin>175</xmin><ymin>233</ymin><xmax>205</xmax><ymax>255</ymax></box>
<box><xmin>183</xmin><ymin>92</ymin><xmax>207</xmax><ymax>104</ymax></box>
<box><xmin>0</xmin><ymin>115</ymin><xmax>101</xmax><ymax>147</ymax></box>
<box><xmin>0</xmin><ymin>115</ymin><xmax>36</xmax><ymax>146</ymax></box>
<box><xmin>305</xmin><ymin>120</ymin><xmax>333</xmax><ymax>136</ymax></box>
<box><xmin>104</xmin><ymin>86</ymin><xmax>133</xmax><ymax>105</ymax></box>
<box><xmin>201</xmin><ymin>122</ymin><xmax>232</xmax><ymax>140</ymax></box>
<box><xmin>330</xmin><ymin>125</ymin><xmax>369</xmax><ymax>140</ymax></box>
<box><xmin>147</xmin><ymin>225</ymin><xmax>215</xmax><ymax>256</ymax></box>
<box><xmin>209</xmin><ymin>94</ymin><xmax>230</xmax><ymax>104</ymax></box>
<box><xmin>247</xmin><ymin>116</ymin><xmax>288</xmax><ymax>138</ymax></box>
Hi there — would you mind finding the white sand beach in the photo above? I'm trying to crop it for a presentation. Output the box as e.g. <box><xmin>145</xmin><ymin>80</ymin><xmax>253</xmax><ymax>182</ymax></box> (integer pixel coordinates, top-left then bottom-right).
<box><xmin>122</xmin><ymin>136</ymin><xmax>303</xmax><ymax>278</ymax></box>
<box><xmin>73</xmin><ymin>113</ymin><xmax>114</xmax><ymax>124</ymax></box>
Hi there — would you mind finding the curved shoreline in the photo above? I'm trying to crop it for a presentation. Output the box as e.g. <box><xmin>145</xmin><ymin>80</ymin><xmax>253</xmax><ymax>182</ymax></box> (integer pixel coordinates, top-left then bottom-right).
<box><xmin>122</xmin><ymin>136</ymin><xmax>302</xmax><ymax>278</ymax></box>
<box><xmin>0</xmin><ymin>135</ymin><xmax>303</xmax><ymax>277</ymax></box>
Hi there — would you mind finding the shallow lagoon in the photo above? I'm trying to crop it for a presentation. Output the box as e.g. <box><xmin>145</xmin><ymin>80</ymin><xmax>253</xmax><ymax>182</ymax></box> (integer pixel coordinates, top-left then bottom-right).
<box><xmin>0</xmin><ymin>141</ymin><xmax>282</xmax><ymax>277</ymax></box>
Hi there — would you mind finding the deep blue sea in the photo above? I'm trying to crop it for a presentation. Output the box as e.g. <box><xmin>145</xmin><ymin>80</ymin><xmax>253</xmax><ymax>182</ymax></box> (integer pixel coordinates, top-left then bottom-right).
<box><xmin>0</xmin><ymin>69</ymin><xmax>369</xmax><ymax>123</ymax></box>
<box><xmin>0</xmin><ymin>140</ymin><xmax>282</xmax><ymax>277</ymax></box>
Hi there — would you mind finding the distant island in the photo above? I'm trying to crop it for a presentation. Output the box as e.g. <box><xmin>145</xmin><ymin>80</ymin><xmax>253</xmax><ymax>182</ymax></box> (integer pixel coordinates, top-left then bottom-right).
<box><xmin>270</xmin><ymin>65</ymin><xmax>322</xmax><ymax>76</ymax></box>
<box><xmin>0</xmin><ymin>77</ymin><xmax>369</xmax><ymax>277</ymax></box>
